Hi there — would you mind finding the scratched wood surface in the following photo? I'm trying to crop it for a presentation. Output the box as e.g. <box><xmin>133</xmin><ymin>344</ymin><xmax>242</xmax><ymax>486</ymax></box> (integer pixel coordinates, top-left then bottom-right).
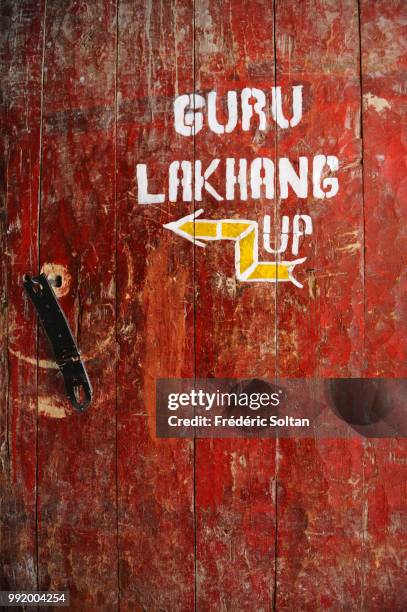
<box><xmin>116</xmin><ymin>1</ymin><xmax>195</xmax><ymax>609</ymax></box>
<box><xmin>1</xmin><ymin>1</ymin><xmax>406</xmax><ymax>611</ymax></box>
<box><xmin>1</xmin><ymin>0</ymin><xmax>44</xmax><ymax>592</ymax></box>
<box><xmin>360</xmin><ymin>1</ymin><xmax>407</xmax><ymax>609</ymax></box>
<box><xmin>36</xmin><ymin>1</ymin><xmax>118</xmax><ymax>608</ymax></box>
<box><xmin>274</xmin><ymin>1</ymin><xmax>366</xmax><ymax>608</ymax></box>
<box><xmin>193</xmin><ymin>1</ymin><xmax>278</xmax><ymax>609</ymax></box>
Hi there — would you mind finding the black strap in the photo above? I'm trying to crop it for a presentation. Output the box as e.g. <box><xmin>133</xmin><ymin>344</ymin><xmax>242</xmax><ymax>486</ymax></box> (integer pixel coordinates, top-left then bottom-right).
<box><xmin>23</xmin><ymin>273</ymin><xmax>92</xmax><ymax>411</ymax></box>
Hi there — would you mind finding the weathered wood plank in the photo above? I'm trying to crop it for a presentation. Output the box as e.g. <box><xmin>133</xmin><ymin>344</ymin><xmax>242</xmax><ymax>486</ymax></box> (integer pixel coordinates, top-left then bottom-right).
<box><xmin>116</xmin><ymin>1</ymin><xmax>195</xmax><ymax>609</ymax></box>
<box><xmin>36</xmin><ymin>2</ymin><xmax>118</xmax><ymax>608</ymax></box>
<box><xmin>361</xmin><ymin>1</ymin><xmax>407</xmax><ymax>608</ymax></box>
<box><xmin>0</xmin><ymin>0</ymin><xmax>45</xmax><ymax>590</ymax></box>
<box><xmin>274</xmin><ymin>1</ymin><xmax>365</xmax><ymax>608</ymax></box>
<box><xmin>361</xmin><ymin>0</ymin><xmax>407</xmax><ymax>377</ymax></box>
<box><xmin>194</xmin><ymin>1</ymin><xmax>278</xmax><ymax>608</ymax></box>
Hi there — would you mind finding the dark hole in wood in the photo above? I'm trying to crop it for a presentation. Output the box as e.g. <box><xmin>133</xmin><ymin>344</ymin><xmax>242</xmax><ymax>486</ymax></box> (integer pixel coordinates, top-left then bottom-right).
<box><xmin>48</xmin><ymin>274</ymin><xmax>62</xmax><ymax>288</ymax></box>
<box><xmin>328</xmin><ymin>378</ymin><xmax>390</xmax><ymax>426</ymax></box>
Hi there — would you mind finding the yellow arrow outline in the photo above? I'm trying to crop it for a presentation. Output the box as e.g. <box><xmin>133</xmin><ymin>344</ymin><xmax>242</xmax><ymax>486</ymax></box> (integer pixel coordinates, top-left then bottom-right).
<box><xmin>164</xmin><ymin>209</ymin><xmax>306</xmax><ymax>288</ymax></box>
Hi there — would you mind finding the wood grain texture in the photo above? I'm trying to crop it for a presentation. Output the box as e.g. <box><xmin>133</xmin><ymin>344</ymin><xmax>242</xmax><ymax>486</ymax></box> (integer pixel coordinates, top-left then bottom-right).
<box><xmin>194</xmin><ymin>1</ymin><xmax>278</xmax><ymax>609</ymax></box>
<box><xmin>275</xmin><ymin>0</ymin><xmax>364</xmax><ymax>378</ymax></box>
<box><xmin>36</xmin><ymin>1</ymin><xmax>118</xmax><ymax>608</ymax></box>
<box><xmin>361</xmin><ymin>1</ymin><xmax>407</xmax><ymax>609</ymax></box>
<box><xmin>116</xmin><ymin>1</ymin><xmax>195</xmax><ymax>609</ymax></box>
<box><xmin>274</xmin><ymin>1</ymin><xmax>366</xmax><ymax>609</ymax></box>
<box><xmin>0</xmin><ymin>0</ymin><xmax>45</xmax><ymax>590</ymax></box>
<box><xmin>362</xmin><ymin>0</ymin><xmax>407</xmax><ymax>377</ymax></box>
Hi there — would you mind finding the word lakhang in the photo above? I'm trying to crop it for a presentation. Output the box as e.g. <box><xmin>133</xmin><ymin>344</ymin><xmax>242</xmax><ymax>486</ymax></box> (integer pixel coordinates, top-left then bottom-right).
<box><xmin>137</xmin><ymin>155</ymin><xmax>339</xmax><ymax>204</ymax></box>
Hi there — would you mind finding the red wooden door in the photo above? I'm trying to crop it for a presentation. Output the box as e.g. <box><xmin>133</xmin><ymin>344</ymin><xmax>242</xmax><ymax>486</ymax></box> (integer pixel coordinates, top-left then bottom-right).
<box><xmin>1</xmin><ymin>1</ymin><xmax>406</xmax><ymax>610</ymax></box>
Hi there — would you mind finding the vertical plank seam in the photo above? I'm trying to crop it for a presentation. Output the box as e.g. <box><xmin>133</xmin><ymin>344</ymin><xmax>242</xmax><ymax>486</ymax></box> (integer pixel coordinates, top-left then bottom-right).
<box><xmin>357</xmin><ymin>1</ymin><xmax>367</xmax><ymax>610</ymax></box>
<box><xmin>35</xmin><ymin>0</ymin><xmax>48</xmax><ymax>590</ymax></box>
<box><xmin>2</xmin><ymin>5</ymin><xmax>12</xmax><ymax>584</ymax></box>
<box><xmin>114</xmin><ymin>1</ymin><xmax>121</xmax><ymax>609</ymax></box>
<box><xmin>3</xmin><ymin>13</ymin><xmax>12</xmax><ymax>587</ymax></box>
<box><xmin>193</xmin><ymin>1</ymin><xmax>197</xmax><ymax>609</ymax></box>
<box><xmin>4</xmin><ymin>11</ymin><xmax>11</xmax><ymax>470</ymax></box>
<box><xmin>357</xmin><ymin>0</ymin><xmax>366</xmax><ymax>359</ymax></box>
<box><xmin>272</xmin><ymin>1</ymin><xmax>279</xmax><ymax>611</ymax></box>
